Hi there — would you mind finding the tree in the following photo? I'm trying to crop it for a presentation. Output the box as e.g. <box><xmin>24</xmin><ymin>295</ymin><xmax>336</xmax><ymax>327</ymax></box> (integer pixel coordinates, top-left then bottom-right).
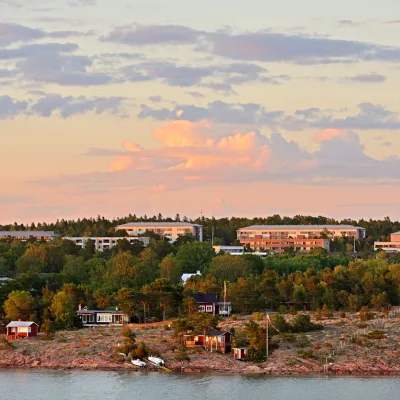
<box><xmin>160</xmin><ymin>254</ymin><xmax>181</xmax><ymax>284</ymax></box>
<box><xmin>296</xmin><ymin>333</ymin><xmax>311</xmax><ymax>348</ymax></box>
<box><xmin>50</xmin><ymin>291</ymin><xmax>74</xmax><ymax>328</ymax></box>
<box><xmin>117</xmin><ymin>288</ymin><xmax>137</xmax><ymax>317</ymax></box>
<box><xmin>175</xmin><ymin>242</ymin><xmax>214</xmax><ymax>273</ymax></box>
<box><xmin>4</xmin><ymin>290</ymin><xmax>35</xmax><ymax>321</ymax></box>
<box><xmin>207</xmin><ymin>254</ymin><xmax>253</xmax><ymax>282</ymax></box>
<box><xmin>61</xmin><ymin>255</ymin><xmax>88</xmax><ymax>284</ymax></box>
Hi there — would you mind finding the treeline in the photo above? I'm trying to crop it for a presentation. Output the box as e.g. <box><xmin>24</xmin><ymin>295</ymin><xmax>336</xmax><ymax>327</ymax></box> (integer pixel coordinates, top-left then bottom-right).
<box><xmin>1</xmin><ymin>214</ymin><xmax>400</xmax><ymax>246</ymax></box>
<box><xmin>1</xmin><ymin>235</ymin><xmax>400</xmax><ymax>332</ymax></box>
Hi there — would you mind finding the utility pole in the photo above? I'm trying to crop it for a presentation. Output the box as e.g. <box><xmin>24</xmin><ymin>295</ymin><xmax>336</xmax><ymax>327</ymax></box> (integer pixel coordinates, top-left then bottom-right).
<box><xmin>266</xmin><ymin>311</ymin><xmax>269</xmax><ymax>359</ymax></box>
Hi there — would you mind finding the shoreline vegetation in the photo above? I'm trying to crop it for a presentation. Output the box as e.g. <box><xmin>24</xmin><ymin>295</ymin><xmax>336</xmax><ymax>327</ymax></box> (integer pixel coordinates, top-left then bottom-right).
<box><xmin>1</xmin><ymin>311</ymin><xmax>399</xmax><ymax>376</ymax></box>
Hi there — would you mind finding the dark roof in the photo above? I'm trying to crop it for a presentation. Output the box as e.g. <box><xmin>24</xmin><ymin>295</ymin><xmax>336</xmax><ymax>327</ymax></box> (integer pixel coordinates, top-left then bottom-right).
<box><xmin>0</xmin><ymin>231</ymin><xmax>58</xmax><ymax>237</ymax></box>
<box><xmin>76</xmin><ymin>310</ymin><xmax>126</xmax><ymax>315</ymax></box>
<box><xmin>206</xmin><ymin>330</ymin><xmax>230</xmax><ymax>337</ymax></box>
<box><xmin>117</xmin><ymin>222</ymin><xmax>202</xmax><ymax>227</ymax></box>
<box><xmin>190</xmin><ymin>293</ymin><xmax>218</xmax><ymax>303</ymax></box>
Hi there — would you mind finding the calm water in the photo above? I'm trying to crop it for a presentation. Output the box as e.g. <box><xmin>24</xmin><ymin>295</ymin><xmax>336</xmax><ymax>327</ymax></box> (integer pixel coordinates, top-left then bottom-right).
<box><xmin>0</xmin><ymin>370</ymin><xmax>399</xmax><ymax>400</ymax></box>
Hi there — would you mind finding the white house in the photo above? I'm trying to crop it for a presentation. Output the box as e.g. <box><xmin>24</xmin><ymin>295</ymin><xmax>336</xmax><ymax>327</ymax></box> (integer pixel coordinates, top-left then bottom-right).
<box><xmin>63</xmin><ymin>237</ymin><xmax>149</xmax><ymax>251</ymax></box>
<box><xmin>181</xmin><ymin>270</ymin><xmax>202</xmax><ymax>284</ymax></box>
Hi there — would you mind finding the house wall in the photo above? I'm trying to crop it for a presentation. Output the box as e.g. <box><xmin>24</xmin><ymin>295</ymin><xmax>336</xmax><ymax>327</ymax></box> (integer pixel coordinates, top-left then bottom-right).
<box><xmin>197</xmin><ymin>302</ymin><xmax>215</xmax><ymax>315</ymax></box>
<box><xmin>391</xmin><ymin>234</ymin><xmax>400</xmax><ymax>242</ymax></box>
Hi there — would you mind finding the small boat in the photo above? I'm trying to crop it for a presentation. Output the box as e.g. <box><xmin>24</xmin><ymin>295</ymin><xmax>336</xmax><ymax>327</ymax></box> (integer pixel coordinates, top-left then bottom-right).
<box><xmin>132</xmin><ymin>359</ymin><xmax>146</xmax><ymax>368</ymax></box>
<box><xmin>148</xmin><ymin>356</ymin><xmax>164</xmax><ymax>367</ymax></box>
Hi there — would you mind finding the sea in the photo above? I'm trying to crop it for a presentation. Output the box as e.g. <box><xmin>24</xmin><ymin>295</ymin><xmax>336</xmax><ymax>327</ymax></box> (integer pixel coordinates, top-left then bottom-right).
<box><xmin>0</xmin><ymin>370</ymin><xmax>399</xmax><ymax>400</ymax></box>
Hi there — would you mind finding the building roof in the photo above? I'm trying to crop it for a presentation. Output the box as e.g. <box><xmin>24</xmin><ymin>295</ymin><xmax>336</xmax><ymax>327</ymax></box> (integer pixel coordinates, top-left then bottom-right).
<box><xmin>76</xmin><ymin>309</ymin><xmax>126</xmax><ymax>315</ymax></box>
<box><xmin>117</xmin><ymin>222</ymin><xmax>202</xmax><ymax>228</ymax></box>
<box><xmin>190</xmin><ymin>293</ymin><xmax>218</xmax><ymax>303</ymax></box>
<box><xmin>185</xmin><ymin>330</ymin><xmax>230</xmax><ymax>337</ymax></box>
<box><xmin>0</xmin><ymin>231</ymin><xmax>57</xmax><ymax>237</ymax></box>
<box><xmin>392</xmin><ymin>232</ymin><xmax>400</xmax><ymax>235</ymax></box>
<box><xmin>181</xmin><ymin>271</ymin><xmax>201</xmax><ymax>283</ymax></box>
<box><xmin>238</xmin><ymin>225</ymin><xmax>365</xmax><ymax>231</ymax></box>
<box><xmin>7</xmin><ymin>321</ymin><xmax>38</xmax><ymax>327</ymax></box>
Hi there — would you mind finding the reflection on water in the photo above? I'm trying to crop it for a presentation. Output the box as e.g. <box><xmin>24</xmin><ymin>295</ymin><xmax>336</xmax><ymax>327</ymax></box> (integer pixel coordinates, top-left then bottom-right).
<box><xmin>1</xmin><ymin>370</ymin><xmax>399</xmax><ymax>400</ymax></box>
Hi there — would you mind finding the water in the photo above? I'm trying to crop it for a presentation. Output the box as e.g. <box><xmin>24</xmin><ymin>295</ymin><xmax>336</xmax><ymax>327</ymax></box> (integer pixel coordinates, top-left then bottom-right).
<box><xmin>0</xmin><ymin>370</ymin><xmax>399</xmax><ymax>400</ymax></box>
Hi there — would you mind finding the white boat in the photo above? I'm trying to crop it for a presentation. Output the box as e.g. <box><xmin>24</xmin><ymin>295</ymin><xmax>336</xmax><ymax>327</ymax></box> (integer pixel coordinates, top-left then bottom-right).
<box><xmin>148</xmin><ymin>356</ymin><xmax>164</xmax><ymax>367</ymax></box>
<box><xmin>132</xmin><ymin>359</ymin><xmax>146</xmax><ymax>368</ymax></box>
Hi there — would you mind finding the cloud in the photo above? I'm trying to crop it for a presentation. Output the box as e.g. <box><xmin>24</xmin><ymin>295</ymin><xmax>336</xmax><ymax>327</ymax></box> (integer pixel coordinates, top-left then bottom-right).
<box><xmin>102</xmin><ymin>24</ymin><xmax>200</xmax><ymax>46</ymax></box>
<box><xmin>0</xmin><ymin>93</ymin><xmax>127</xmax><ymax>119</ymax></box>
<box><xmin>138</xmin><ymin>100</ymin><xmax>284</xmax><ymax>125</ymax></box>
<box><xmin>37</xmin><ymin>122</ymin><xmax>400</xmax><ymax>197</ymax></box>
<box><xmin>101</xmin><ymin>23</ymin><xmax>400</xmax><ymax>64</ymax></box>
<box><xmin>30</xmin><ymin>93</ymin><xmax>126</xmax><ymax>118</ymax></box>
<box><xmin>337</xmin><ymin>20</ymin><xmax>365</xmax><ymax>27</ymax></box>
<box><xmin>0</xmin><ymin>95</ymin><xmax>28</xmax><ymax>119</ymax></box>
<box><xmin>0</xmin><ymin>23</ymin><xmax>87</xmax><ymax>46</ymax></box>
<box><xmin>344</xmin><ymin>73</ymin><xmax>386</xmax><ymax>83</ymax></box>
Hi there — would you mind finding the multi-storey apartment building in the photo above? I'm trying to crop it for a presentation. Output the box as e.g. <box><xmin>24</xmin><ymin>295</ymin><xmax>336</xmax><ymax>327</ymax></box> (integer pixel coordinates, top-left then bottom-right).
<box><xmin>63</xmin><ymin>237</ymin><xmax>149</xmax><ymax>252</ymax></box>
<box><xmin>115</xmin><ymin>222</ymin><xmax>203</xmax><ymax>242</ymax></box>
<box><xmin>237</xmin><ymin>225</ymin><xmax>366</xmax><ymax>253</ymax></box>
<box><xmin>374</xmin><ymin>232</ymin><xmax>400</xmax><ymax>253</ymax></box>
<box><xmin>0</xmin><ymin>231</ymin><xmax>58</xmax><ymax>241</ymax></box>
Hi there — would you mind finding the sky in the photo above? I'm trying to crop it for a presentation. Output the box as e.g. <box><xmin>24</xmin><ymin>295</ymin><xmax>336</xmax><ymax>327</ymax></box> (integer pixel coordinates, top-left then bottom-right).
<box><xmin>1</xmin><ymin>0</ymin><xmax>400</xmax><ymax>223</ymax></box>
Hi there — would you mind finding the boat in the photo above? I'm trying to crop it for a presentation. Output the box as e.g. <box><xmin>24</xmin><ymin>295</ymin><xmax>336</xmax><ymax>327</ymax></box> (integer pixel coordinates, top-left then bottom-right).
<box><xmin>132</xmin><ymin>359</ymin><xmax>146</xmax><ymax>368</ymax></box>
<box><xmin>148</xmin><ymin>356</ymin><xmax>164</xmax><ymax>367</ymax></box>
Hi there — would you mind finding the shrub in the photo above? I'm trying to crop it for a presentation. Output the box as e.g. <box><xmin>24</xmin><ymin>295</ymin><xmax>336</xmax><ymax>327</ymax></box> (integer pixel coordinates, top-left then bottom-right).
<box><xmin>357</xmin><ymin>322</ymin><xmax>368</xmax><ymax>329</ymax></box>
<box><xmin>314</xmin><ymin>309</ymin><xmax>322</xmax><ymax>321</ymax></box>
<box><xmin>164</xmin><ymin>324</ymin><xmax>171</xmax><ymax>331</ymax></box>
<box><xmin>0</xmin><ymin>336</ymin><xmax>14</xmax><ymax>350</ymax></box>
<box><xmin>252</xmin><ymin>312</ymin><xmax>264</xmax><ymax>321</ymax></box>
<box><xmin>231</xmin><ymin>314</ymin><xmax>237</xmax><ymax>321</ymax></box>
<box><xmin>359</xmin><ymin>307</ymin><xmax>374</xmax><ymax>321</ymax></box>
<box><xmin>367</xmin><ymin>330</ymin><xmax>387</xmax><ymax>340</ymax></box>
<box><xmin>278</xmin><ymin>305</ymin><xmax>287</xmax><ymax>314</ymax></box>
<box><xmin>270</xmin><ymin>314</ymin><xmax>289</xmax><ymax>333</ymax></box>
<box><xmin>296</xmin><ymin>349</ymin><xmax>314</xmax><ymax>359</ymax></box>
<box><xmin>339</xmin><ymin>312</ymin><xmax>346</xmax><ymax>319</ymax></box>
<box><xmin>56</xmin><ymin>333</ymin><xmax>67</xmax><ymax>343</ymax></box>
<box><xmin>131</xmin><ymin>342</ymin><xmax>149</xmax><ymax>359</ymax></box>
<box><xmin>290</xmin><ymin>314</ymin><xmax>324</xmax><ymax>333</ymax></box>
<box><xmin>296</xmin><ymin>333</ymin><xmax>311</xmax><ymax>348</ymax></box>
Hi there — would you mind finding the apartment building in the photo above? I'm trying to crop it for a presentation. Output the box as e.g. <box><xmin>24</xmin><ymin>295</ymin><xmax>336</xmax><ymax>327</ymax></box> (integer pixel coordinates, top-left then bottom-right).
<box><xmin>213</xmin><ymin>245</ymin><xmax>245</xmax><ymax>255</ymax></box>
<box><xmin>237</xmin><ymin>225</ymin><xmax>366</xmax><ymax>253</ymax></box>
<box><xmin>63</xmin><ymin>236</ymin><xmax>150</xmax><ymax>252</ymax></box>
<box><xmin>115</xmin><ymin>222</ymin><xmax>203</xmax><ymax>242</ymax></box>
<box><xmin>0</xmin><ymin>231</ymin><xmax>58</xmax><ymax>241</ymax></box>
<box><xmin>374</xmin><ymin>232</ymin><xmax>400</xmax><ymax>253</ymax></box>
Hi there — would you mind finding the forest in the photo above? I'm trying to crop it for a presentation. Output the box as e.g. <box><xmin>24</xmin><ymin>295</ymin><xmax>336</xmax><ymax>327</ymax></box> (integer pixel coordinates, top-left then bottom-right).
<box><xmin>1</xmin><ymin>214</ymin><xmax>400</xmax><ymax>334</ymax></box>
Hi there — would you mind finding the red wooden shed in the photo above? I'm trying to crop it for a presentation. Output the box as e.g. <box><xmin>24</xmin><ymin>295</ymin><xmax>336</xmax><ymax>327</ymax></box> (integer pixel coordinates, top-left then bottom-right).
<box><xmin>6</xmin><ymin>321</ymin><xmax>38</xmax><ymax>340</ymax></box>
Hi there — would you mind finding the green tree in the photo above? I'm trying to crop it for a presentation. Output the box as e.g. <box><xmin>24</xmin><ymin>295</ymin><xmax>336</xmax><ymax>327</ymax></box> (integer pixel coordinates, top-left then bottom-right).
<box><xmin>175</xmin><ymin>242</ymin><xmax>215</xmax><ymax>273</ymax></box>
<box><xmin>207</xmin><ymin>254</ymin><xmax>253</xmax><ymax>282</ymax></box>
<box><xmin>50</xmin><ymin>291</ymin><xmax>74</xmax><ymax>328</ymax></box>
<box><xmin>160</xmin><ymin>254</ymin><xmax>181</xmax><ymax>284</ymax></box>
<box><xmin>4</xmin><ymin>290</ymin><xmax>35</xmax><ymax>321</ymax></box>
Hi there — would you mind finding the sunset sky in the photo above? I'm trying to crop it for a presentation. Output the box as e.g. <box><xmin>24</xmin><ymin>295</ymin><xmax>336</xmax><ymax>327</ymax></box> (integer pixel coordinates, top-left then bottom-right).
<box><xmin>1</xmin><ymin>0</ymin><xmax>400</xmax><ymax>223</ymax></box>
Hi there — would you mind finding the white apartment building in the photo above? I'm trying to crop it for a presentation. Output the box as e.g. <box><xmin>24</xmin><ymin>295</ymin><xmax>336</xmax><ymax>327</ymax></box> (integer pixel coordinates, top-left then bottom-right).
<box><xmin>63</xmin><ymin>237</ymin><xmax>149</xmax><ymax>252</ymax></box>
<box><xmin>213</xmin><ymin>245</ymin><xmax>245</xmax><ymax>255</ymax></box>
<box><xmin>115</xmin><ymin>222</ymin><xmax>203</xmax><ymax>242</ymax></box>
<box><xmin>0</xmin><ymin>231</ymin><xmax>58</xmax><ymax>241</ymax></box>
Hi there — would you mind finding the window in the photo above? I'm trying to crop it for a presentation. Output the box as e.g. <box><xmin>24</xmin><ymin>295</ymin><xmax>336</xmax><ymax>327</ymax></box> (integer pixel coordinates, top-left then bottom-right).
<box><xmin>97</xmin><ymin>314</ymin><xmax>112</xmax><ymax>323</ymax></box>
<box><xmin>206</xmin><ymin>305</ymin><xmax>213</xmax><ymax>312</ymax></box>
<box><xmin>199</xmin><ymin>305</ymin><xmax>205</xmax><ymax>312</ymax></box>
<box><xmin>220</xmin><ymin>335</ymin><xmax>225</xmax><ymax>343</ymax></box>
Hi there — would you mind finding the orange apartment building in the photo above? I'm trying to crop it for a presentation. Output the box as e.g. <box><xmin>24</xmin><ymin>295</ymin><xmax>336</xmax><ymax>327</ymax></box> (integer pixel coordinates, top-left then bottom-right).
<box><xmin>237</xmin><ymin>225</ymin><xmax>366</xmax><ymax>253</ymax></box>
<box><xmin>374</xmin><ymin>232</ymin><xmax>400</xmax><ymax>253</ymax></box>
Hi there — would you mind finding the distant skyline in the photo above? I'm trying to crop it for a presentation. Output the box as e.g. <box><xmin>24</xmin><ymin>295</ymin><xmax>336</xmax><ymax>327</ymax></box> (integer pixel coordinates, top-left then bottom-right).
<box><xmin>1</xmin><ymin>0</ymin><xmax>400</xmax><ymax>223</ymax></box>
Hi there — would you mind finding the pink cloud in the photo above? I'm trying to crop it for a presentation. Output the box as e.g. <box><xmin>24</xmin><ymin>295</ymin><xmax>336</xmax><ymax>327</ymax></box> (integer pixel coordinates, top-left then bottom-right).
<box><xmin>122</xmin><ymin>140</ymin><xmax>143</xmax><ymax>152</ymax></box>
<box><xmin>313</xmin><ymin>128</ymin><xmax>349</xmax><ymax>142</ymax></box>
<box><xmin>109</xmin><ymin>156</ymin><xmax>132</xmax><ymax>172</ymax></box>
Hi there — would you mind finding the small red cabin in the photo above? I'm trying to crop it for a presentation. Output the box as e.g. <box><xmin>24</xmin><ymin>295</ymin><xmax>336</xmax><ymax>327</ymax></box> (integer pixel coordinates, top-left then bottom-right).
<box><xmin>233</xmin><ymin>347</ymin><xmax>248</xmax><ymax>360</ymax></box>
<box><xmin>184</xmin><ymin>330</ymin><xmax>232</xmax><ymax>353</ymax></box>
<box><xmin>6</xmin><ymin>321</ymin><xmax>38</xmax><ymax>340</ymax></box>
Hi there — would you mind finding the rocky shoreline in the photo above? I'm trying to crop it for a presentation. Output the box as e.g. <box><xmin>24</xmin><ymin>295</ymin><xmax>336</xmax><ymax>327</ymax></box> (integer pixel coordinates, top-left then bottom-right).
<box><xmin>1</xmin><ymin>312</ymin><xmax>399</xmax><ymax>376</ymax></box>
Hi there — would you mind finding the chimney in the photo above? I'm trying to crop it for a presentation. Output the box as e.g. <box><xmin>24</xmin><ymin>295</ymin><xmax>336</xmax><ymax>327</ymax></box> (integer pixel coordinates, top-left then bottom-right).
<box><xmin>78</xmin><ymin>304</ymin><xmax>82</xmax><ymax>311</ymax></box>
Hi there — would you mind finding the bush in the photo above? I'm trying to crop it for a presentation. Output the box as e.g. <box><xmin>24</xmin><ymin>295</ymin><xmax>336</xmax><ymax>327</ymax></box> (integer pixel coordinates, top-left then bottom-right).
<box><xmin>290</xmin><ymin>314</ymin><xmax>324</xmax><ymax>333</ymax></box>
<box><xmin>278</xmin><ymin>305</ymin><xmax>287</xmax><ymax>314</ymax></box>
<box><xmin>270</xmin><ymin>314</ymin><xmax>289</xmax><ymax>333</ymax></box>
<box><xmin>56</xmin><ymin>333</ymin><xmax>67</xmax><ymax>343</ymax></box>
<box><xmin>357</xmin><ymin>322</ymin><xmax>368</xmax><ymax>329</ymax></box>
<box><xmin>0</xmin><ymin>336</ymin><xmax>14</xmax><ymax>350</ymax></box>
<box><xmin>164</xmin><ymin>324</ymin><xmax>171</xmax><ymax>331</ymax></box>
<box><xmin>339</xmin><ymin>312</ymin><xmax>346</xmax><ymax>318</ymax></box>
<box><xmin>367</xmin><ymin>330</ymin><xmax>387</xmax><ymax>340</ymax></box>
<box><xmin>296</xmin><ymin>349</ymin><xmax>314</xmax><ymax>359</ymax></box>
<box><xmin>231</xmin><ymin>314</ymin><xmax>237</xmax><ymax>321</ymax></box>
<box><xmin>253</xmin><ymin>312</ymin><xmax>264</xmax><ymax>321</ymax></box>
<box><xmin>359</xmin><ymin>307</ymin><xmax>374</xmax><ymax>321</ymax></box>
<box><xmin>296</xmin><ymin>333</ymin><xmax>311</xmax><ymax>348</ymax></box>
<box><xmin>131</xmin><ymin>342</ymin><xmax>149</xmax><ymax>359</ymax></box>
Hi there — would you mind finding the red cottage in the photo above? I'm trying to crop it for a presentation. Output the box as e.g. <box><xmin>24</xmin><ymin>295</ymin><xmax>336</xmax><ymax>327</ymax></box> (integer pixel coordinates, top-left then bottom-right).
<box><xmin>184</xmin><ymin>330</ymin><xmax>232</xmax><ymax>353</ymax></box>
<box><xmin>6</xmin><ymin>321</ymin><xmax>38</xmax><ymax>340</ymax></box>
